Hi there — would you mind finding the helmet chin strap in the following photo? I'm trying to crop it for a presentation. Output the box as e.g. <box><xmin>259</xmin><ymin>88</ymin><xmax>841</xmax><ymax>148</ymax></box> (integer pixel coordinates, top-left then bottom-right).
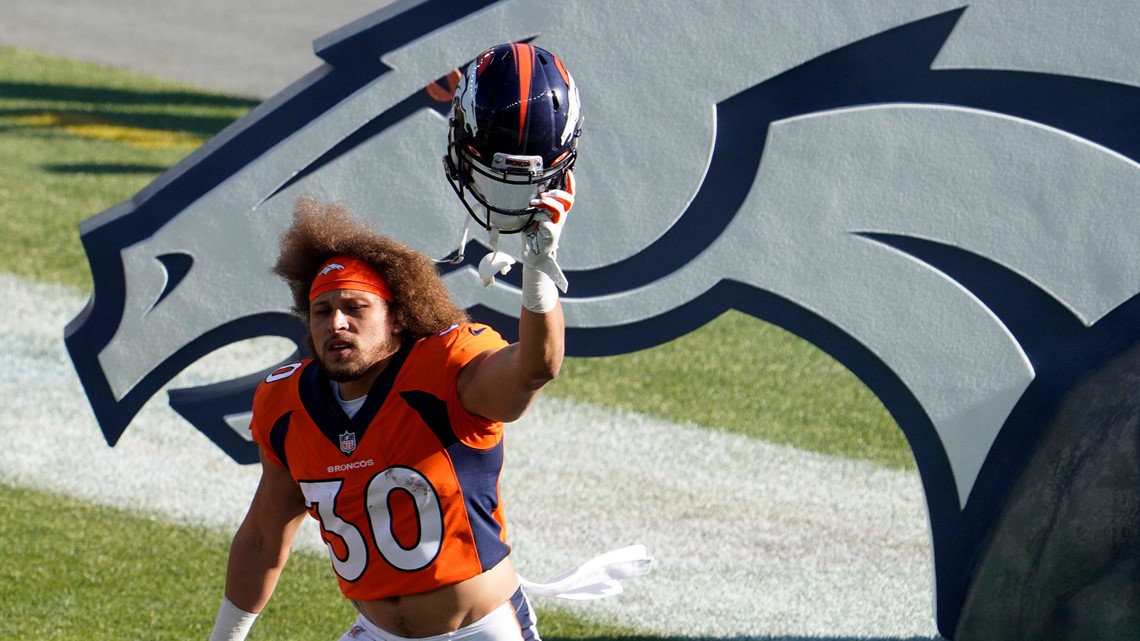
<box><xmin>487</xmin><ymin>222</ymin><xmax>501</xmax><ymax>252</ymax></box>
<box><xmin>476</xmin><ymin>219</ymin><xmax>519</xmax><ymax>287</ymax></box>
<box><xmin>482</xmin><ymin>211</ymin><xmax>510</xmax><ymax>266</ymax></box>
<box><xmin>432</xmin><ymin>207</ymin><xmax>507</xmax><ymax>267</ymax></box>
<box><xmin>434</xmin><ymin>215</ymin><xmax>471</xmax><ymax>265</ymax></box>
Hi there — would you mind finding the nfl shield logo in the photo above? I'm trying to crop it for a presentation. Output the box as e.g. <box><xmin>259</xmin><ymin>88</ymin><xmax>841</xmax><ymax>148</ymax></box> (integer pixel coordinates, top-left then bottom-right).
<box><xmin>339</xmin><ymin>431</ymin><xmax>357</xmax><ymax>455</ymax></box>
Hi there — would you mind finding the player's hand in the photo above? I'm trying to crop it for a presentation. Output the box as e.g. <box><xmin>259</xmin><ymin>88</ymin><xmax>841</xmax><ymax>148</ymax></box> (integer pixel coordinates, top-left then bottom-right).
<box><xmin>521</xmin><ymin>170</ymin><xmax>574</xmax><ymax>293</ymax></box>
<box><xmin>530</xmin><ymin>169</ymin><xmax>574</xmax><ymax>225</ymax></box>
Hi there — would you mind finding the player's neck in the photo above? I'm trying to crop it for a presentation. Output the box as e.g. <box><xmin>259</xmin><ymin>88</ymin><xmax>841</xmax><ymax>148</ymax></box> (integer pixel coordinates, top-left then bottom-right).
<box><xmin>337</xmin><ymin>344</ymin><xmax>400</xmax><ymax>400</ymax></box>
<box><xmin>332</xmin><ymin>381</ymin><xmax>368</xmax><ymax>418</ymax></box>
<box><xmin>337</xmin><ymin>377</ymin><xmax>371</xmax><ymax>401</ymax></box>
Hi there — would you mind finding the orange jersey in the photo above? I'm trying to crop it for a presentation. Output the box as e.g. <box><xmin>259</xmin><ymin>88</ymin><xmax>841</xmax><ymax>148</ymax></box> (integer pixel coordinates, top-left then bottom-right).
<box><xmin>249</xmin><ymin>323</ymin><xmax>511</xmax><ymax>599</ymax></box>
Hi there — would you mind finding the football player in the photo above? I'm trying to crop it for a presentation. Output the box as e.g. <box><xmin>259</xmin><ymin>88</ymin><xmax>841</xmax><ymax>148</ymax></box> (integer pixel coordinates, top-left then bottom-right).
<box><xmin>209</xmin><ymin>43</ymin><xmax>578</xmax><ymax>641</ymax></box>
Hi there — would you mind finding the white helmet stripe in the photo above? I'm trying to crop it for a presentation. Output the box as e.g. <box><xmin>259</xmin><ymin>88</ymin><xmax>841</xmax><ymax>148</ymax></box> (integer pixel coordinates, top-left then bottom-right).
<box><xmin>561</xmin><ymin>71</ymin><xmax>581</xmax><ymax>146</ymax></box>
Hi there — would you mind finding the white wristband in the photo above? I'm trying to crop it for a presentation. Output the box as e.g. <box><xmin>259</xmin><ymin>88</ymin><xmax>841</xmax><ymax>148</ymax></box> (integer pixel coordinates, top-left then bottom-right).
<box><xmin>209</xmin><ymin>596</ymin><xmax>258</xmax><ymax>641</ymax></box>
<box><xmin>522</xmin><ymin>265</ymin><xmax>559</xmax><ymax>313</ymax></box>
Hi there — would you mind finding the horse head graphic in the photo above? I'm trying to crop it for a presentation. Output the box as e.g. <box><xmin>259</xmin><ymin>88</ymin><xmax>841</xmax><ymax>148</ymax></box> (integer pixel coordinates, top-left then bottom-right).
<box><xmin>65</xmin><ymin>1</ymin><xmax>1140</xmax><ymax>637</ymax></box>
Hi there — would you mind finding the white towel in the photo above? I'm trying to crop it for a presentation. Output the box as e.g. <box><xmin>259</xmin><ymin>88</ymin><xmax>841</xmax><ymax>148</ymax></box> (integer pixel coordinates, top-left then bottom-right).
<box><xmin>518</xmin><ymin>545</ymin><xmax>653</xmax><ymax>600</ymax></box>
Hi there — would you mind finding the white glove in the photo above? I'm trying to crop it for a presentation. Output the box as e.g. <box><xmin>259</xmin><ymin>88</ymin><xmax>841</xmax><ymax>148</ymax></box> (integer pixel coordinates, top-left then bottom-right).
<box><xmin>520</xmin><ymin>170</ymin><xmax>574</xmax><ymax>293</ymax></box>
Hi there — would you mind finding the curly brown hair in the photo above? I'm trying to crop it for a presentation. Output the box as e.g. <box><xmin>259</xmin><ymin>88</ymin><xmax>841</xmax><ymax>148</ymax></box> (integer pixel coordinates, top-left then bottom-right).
<box><xmin>274</xmin><ymin>196</ymin><xmax>469</xmax><ymax>345</ymax></box>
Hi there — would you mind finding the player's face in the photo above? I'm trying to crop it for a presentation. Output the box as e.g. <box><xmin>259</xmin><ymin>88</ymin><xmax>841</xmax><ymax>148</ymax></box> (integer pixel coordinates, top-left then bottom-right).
<box><xmin>309</xmin><ymin>289</ymin><xmax>403</xmax><ymax>397</ymax></box>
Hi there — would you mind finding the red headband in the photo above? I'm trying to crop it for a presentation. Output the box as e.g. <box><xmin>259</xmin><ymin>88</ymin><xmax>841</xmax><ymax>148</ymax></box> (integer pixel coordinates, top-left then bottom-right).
<box><xmin>309</xmin><ymin>255</ymin><xmax>393</xmax><ymax>302</ymax></box>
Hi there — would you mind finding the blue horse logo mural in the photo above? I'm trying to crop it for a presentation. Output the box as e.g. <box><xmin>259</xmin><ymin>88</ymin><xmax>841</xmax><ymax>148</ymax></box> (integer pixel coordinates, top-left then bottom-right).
<box><xmin>65</xmin><ymin>2</ymin><xmax>1140</xmax><ymax>637</ymax></box>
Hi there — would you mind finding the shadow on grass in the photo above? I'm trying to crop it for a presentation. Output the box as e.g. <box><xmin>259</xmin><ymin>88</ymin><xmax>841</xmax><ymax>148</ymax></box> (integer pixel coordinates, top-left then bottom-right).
<box><xmin>44</xmin><ymin>162</ymin><xmax>172</xmax><ymax>175</ymax></box>
<box><xmin>0</xmin><ymin>81</ymin><xmax>257</xmax><ymax>138</ymax></box>
<box><xmin>0</xmin><ymin>81</ymin><xmax>257</xmax><ymax>110</ymax></box>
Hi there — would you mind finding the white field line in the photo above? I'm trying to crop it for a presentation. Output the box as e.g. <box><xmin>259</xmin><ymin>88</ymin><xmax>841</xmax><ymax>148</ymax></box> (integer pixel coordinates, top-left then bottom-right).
<box><xmin>0</xmin><ymin>273</ymin><xmax>940</xmax><ymax>639</ymax></box>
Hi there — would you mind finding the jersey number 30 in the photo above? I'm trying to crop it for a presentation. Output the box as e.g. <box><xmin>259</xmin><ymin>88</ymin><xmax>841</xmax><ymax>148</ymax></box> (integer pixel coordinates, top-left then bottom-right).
<box><xmin>299</xmin><ymin>466</ymin><xmax>444</xmax><ymax>580</ymax></box>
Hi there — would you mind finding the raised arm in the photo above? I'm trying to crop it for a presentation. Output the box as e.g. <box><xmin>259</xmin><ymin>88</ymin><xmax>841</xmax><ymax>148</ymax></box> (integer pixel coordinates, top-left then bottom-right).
<box><xmin>458</xmin><ymin>300</ymin><xmax>565</xmax><ymax>422</ymax></box>
<box><xmin>458</xmin><ymin>174</ymin><xmax>573</xmax><ymax>422</ymax></box>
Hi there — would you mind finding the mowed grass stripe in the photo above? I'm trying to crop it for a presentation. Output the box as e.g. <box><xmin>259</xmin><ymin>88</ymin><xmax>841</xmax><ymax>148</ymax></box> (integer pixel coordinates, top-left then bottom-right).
<box><xmin>6</xmin><ymin>110</ymin><xmax>208</xmax><ymax>148</ymax></box>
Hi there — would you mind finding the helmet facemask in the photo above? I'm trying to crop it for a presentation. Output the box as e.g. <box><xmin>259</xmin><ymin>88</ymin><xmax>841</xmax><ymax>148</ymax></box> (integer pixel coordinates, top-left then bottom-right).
<box><xmin>444</xmin><ymin>135</ymin><xmax>576</xmax><ymax>234</ymax></box>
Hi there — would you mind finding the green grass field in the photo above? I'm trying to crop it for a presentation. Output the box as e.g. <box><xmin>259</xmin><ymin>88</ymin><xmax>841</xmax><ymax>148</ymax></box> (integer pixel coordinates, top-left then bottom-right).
<box><xmin>0</xmin><ymin>47</ymin><xmax>910</xmax><ymax>639</ymax></box>
<box><xmin>0</xmin><ymin>483</ymin><xmax>650</xmax><ymax>641</ymax></box>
